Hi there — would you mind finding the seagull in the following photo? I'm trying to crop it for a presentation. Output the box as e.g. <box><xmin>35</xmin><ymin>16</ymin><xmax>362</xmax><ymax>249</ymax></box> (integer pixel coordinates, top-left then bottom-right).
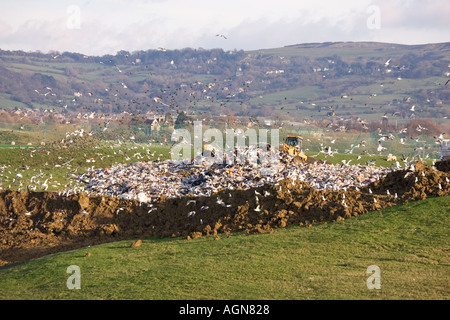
<box><xmin>410</xmin><ymin>105</ymin><xmax>415</xmax><ymax>112</ymax></box>
<box><xmin>377</xmin><ymin>143</ymin><xmax>386</xmax><ymax>152</ymax></box>
<box><xmin>187</xmin><ymin>211</ymin><xmax>196</xmax><ymax>217</ymax></box>
<box><xmin>216</xmin><ymin>196</ymin><xmax>225</xmax><ymax>206</ymax></box>
<box><xmin>341</xmin><ymin>159</ymin><xmax>352</xmax><ymax>166</ymax></box>
<box><xmin>384</xmin><ymin>59</ymin><xmax>391</xmax><ymax>67</ymax></box>
<box><xmin>216</xmin><ymin>34</ymin><xmax>227</xmax><ymax>39</ymax></box>
<box><xmin>254</xmin><ymin>205</ymin><xmax>261</xmax><ymax>212</ymax></box>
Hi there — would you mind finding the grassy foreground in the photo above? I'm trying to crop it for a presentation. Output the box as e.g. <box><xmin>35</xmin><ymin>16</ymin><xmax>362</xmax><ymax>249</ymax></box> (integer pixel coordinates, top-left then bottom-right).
<box><xmin>0</xmin><ymin>195</ymin><xmax>448</xmax><ymax>300</ymax></box>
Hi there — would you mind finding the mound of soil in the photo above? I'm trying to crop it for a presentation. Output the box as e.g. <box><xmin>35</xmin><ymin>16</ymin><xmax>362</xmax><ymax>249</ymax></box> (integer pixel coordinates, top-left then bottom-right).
<box><xmin>435</xmin><ymin>158</ymin><xmax>450</xmax><ymax>173</ymax></box>
<box><xmin>1</xmin><ymin>161</ymin><xmax>449</xmax><ymax>267</ymax></box>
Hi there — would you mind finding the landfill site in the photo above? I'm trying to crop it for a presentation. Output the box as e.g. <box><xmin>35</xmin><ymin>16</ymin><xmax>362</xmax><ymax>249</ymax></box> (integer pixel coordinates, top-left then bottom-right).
<box><xmin>0</xmin><ymin>150</ymin><xmax>449</xmax><ymax>267</ymax></box>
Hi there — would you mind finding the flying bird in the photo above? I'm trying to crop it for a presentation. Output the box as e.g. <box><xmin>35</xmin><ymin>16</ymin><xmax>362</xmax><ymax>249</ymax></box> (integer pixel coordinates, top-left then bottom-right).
<box><xmin>216</xmin><ymin>34</ymin><xmax>227</xmax><ymax>39</ymax></box>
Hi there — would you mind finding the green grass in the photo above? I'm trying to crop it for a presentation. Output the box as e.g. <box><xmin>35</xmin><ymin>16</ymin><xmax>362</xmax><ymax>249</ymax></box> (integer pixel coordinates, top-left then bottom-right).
<box><xmin>249</xmin><ymin>86</ymin><xmax>323</xmax><ymax>105</ymax></box>
<box><xmin>0</xmin><ymin>196</ymin><xmax>448</xmax><ymax>300</ymax></box>
<box><xmin>0</xmin><ymin>141</ymin><xmax>172</xmax><ymax>191</ymax></box>
<box><xmin>0</xmin><ymin>94</ymin><xmax>31</xmax><ymax>109</ymax></box>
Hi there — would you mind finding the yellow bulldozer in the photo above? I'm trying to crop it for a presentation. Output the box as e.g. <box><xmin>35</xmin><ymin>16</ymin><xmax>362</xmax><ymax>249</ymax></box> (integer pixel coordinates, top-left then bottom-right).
<box><xmin>280</xmin><ymin>135</ymin><xmax>308</xmax><ymax>163</ymax></box>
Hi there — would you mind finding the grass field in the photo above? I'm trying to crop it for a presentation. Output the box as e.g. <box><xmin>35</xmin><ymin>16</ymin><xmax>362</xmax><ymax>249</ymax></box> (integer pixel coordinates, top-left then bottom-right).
<box><xmin>0</xmin><ymin>195</ymin><xmax>448</xmax><ymax>300</ymax></box>
<box><xmin>0</xmin><ymin>141</ymin><xmax>172</xmax><ymax>191</ymax></box>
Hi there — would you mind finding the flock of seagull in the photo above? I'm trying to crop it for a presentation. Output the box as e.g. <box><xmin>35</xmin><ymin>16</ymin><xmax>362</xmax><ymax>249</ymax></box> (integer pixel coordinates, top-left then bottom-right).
<box><xmin>3</xmin><ymin>41</ymin><xmax>449</xmax><ymax>204</ymax></box>
<box><xmin>76</xmin><ymin>147</ymin><xmax>394</xmax><ymax>205</ymax></box>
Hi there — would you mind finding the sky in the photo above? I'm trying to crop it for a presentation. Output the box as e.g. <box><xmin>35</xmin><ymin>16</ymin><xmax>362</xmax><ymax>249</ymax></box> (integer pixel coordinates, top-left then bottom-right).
<box><xmin>0</xmin><ymin>0</ymin><xmax>449</xmax><ymax>56</ymax></box>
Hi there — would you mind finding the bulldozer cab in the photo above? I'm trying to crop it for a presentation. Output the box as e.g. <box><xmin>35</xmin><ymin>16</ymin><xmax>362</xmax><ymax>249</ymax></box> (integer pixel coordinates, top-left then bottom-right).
<box><xmin>281</xmin><ymin>136</ymin><xmax>307</xmax><ymax>162</ymax></box>
<box><xmin>284</xmin><ymin>136</ymin><xmax>303</xmax><ymax>149</ymax></box>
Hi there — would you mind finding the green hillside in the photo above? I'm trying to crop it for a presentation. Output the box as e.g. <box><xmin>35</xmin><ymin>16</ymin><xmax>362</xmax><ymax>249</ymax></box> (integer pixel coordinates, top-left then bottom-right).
<box><xmin>1</xmin><ymin>42</ymin><xmax>449</xmax><ymax>122</ymax></box>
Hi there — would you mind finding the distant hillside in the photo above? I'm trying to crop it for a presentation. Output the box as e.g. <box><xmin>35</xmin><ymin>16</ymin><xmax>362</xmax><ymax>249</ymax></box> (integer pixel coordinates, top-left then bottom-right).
<box><xmin>0</xmin><ymin>42</ymin><xmax>449</xmax><ymax>123</ymax></box>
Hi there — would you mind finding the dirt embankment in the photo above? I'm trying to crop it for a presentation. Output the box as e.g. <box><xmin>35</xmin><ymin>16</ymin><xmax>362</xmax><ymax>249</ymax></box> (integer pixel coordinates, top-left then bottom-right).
<box><xmin>1</xmin><ymin>160</ymin><xmax>449</xmax><ymax>267</ymax></box>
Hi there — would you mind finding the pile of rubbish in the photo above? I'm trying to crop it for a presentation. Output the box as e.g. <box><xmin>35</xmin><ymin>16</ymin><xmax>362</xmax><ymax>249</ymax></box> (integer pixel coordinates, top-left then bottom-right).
<box><xmin>77</xmin><ymin>153</ymin><xmax>392</xmax><ymax>203</ymax></box>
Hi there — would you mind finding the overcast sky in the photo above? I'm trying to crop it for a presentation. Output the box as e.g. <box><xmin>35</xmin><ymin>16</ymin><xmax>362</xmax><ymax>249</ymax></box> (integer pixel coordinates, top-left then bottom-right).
<box><xmin>1</xmin><ymin>0</ymin><xmax>449</xmax><ymax>56</ymax></box>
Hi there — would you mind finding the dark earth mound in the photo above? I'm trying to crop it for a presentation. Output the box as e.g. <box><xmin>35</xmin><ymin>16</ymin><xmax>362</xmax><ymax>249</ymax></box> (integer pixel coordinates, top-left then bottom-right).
<box><xmin>435</xmin><ymin>158</ymin><xmax>450</xmax><ymax>173</ymax></box>
<box><xmin>0</xmin><ymin>161</ymin><xmax>449</xmax><ymax>267</ymax></box>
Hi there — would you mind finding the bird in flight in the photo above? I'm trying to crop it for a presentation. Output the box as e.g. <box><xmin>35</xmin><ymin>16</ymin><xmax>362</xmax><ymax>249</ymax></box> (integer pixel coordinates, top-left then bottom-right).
<box><xmin>216</xmin><ymin>34</ymin><xmax>227</xmax><ymax>39</ymax></box>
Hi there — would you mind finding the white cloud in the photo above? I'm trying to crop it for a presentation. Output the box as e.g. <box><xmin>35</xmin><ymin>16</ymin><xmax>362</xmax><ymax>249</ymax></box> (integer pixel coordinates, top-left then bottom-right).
<box><xmin>0</xmin><ymin>0</ymin><xmax>448</xmax><ymax>55</ymax></box>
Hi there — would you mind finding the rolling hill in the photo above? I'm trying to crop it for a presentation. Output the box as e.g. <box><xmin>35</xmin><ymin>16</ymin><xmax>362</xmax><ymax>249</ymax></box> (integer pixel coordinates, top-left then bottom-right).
<box><xmin>0</xmin><ymin>42</ymin><xmax>449</xmax><ymax>124</ymax></box>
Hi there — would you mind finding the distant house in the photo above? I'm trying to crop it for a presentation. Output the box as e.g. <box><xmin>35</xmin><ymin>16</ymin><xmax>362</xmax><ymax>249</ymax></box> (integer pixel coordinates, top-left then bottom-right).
<box><xmin>146</xmin><ymin>117</ymin><xmax>162</xmax><ymax>132</ymax></box>
<box><xmin>145</xmin><ymin>114</ymin><xmax>175</xmax><ymax>133</ymax></box>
